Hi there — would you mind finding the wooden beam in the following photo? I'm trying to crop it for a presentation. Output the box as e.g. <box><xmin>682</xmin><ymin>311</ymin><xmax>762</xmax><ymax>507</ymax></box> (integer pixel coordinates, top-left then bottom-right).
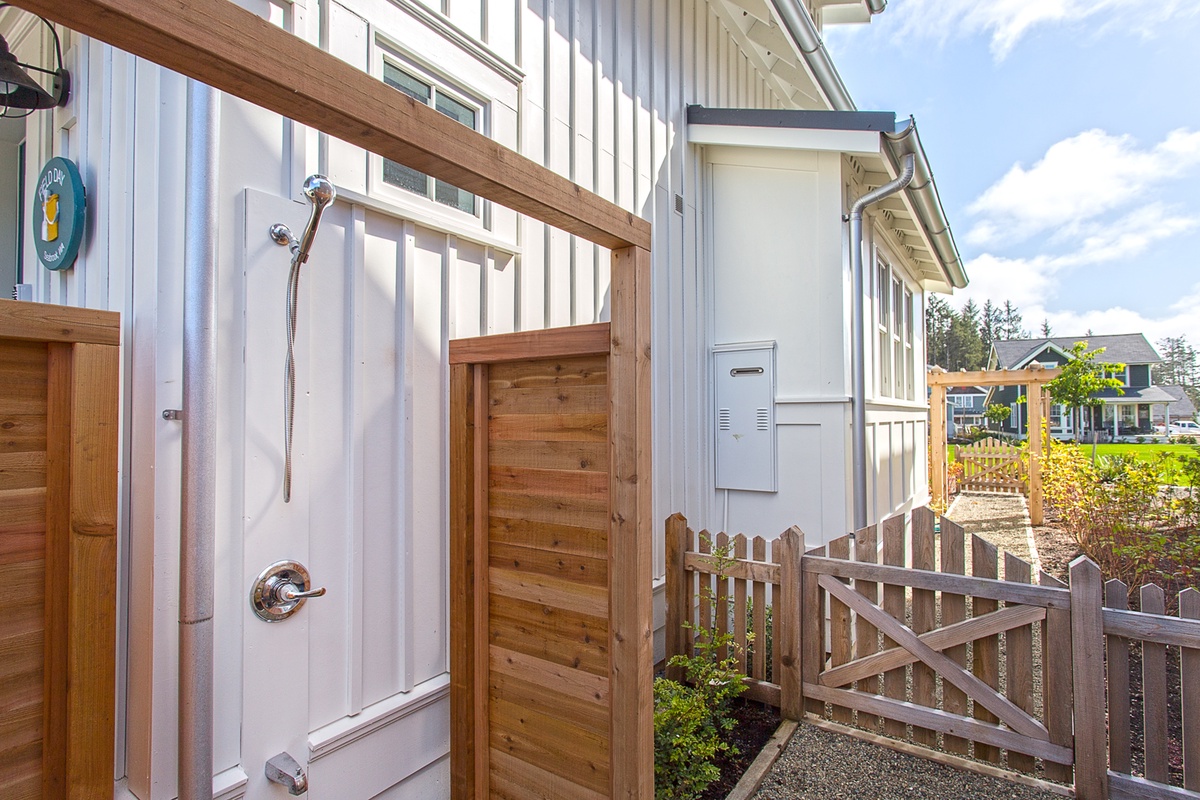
<box><xmin>15</xmin><ymin>0</ymin><xmax>651</xmax><ymax>251</ymax></box>
<box><xmin>0</xmin><ymin>299</ymin><xmax>120</xmax><ymax>346</ymax></box>
<box><xmin>927</xmin><ymin>367</ymin><xmax>1061</xmax><ymax>387</ymax></box>
<box><xmin>1029</xmin><ymin>383</ymin><xmax>1044</xmax><ymax>525</ymax></box>
<box><xmin>448</xmin><ymin>323</ymin><xmax>610</xmax><ymax>364</ymax></box>
<box><xmin>929</xmin><ymin>383</ymin><xmax>947</xmax><ymax>511</ymax></box>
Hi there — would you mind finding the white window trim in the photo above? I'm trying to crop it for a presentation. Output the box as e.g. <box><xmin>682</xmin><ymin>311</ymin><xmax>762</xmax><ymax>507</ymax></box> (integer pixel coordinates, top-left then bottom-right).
<box><xmin>873</xmin><ymin>254</ymin><xmax>917</xmax><ymax>402</ymax></box>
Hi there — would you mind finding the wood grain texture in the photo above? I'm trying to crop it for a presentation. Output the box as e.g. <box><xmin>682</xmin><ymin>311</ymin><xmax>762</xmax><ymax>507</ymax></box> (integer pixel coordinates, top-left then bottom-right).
<box><xmin>11</xmin><ymin>3</ymin><xmax>652</xmax><ymax>249</ymax></box>
<box><xmin>1180</xmin><ymin>589</ymin><xmax>1199</xmax><ymax>792</ymax></box>
<box><xmin>1041</xmin><ymin>570</ymin><xmax>1075</xmax><ymax>785</ymax></box>
<box><xmin>911</xmin><ymin>509</ymin><xmax>937</xmax><ymax>746</ymax></box>
<box><xmin>827</xmin><ymin>535</ymin><xmax>853</xmax><ymax>725</ymax></box>
<box><xmin>853</xmin><ymin>524</ymin><xmax>879</xmax><ymax>728</ymax></box>
<box><xmin>0</xmin><ymin>300</ymin><xmax>119</xmax><ymax>347</ymax></box>
<box><xmin>881</xmin><ymin>515</ymin><xmax>907</xmax><ymax>739</ymax></box>
<box><xmin>608</xmin><ymin>245</ymin><xmax>653</xmax><ymax>798</ymax></box>
<box><xmin>1140</xmin><ymin>584</ymin><xmax>1169</xmax><ymax>785</ymax></box>
<box><xmin>752</xmin><ymin>537</ymin><xmax>768</xmax><ymax>683</ymax></box>
<box><xmin>1005</xmin><ymin>554</ymin><xmax>1036</xmax><ymax>774</ymax></box>
<box><xmin>777</xmin><ymin>528</ymin><xmax>803</xmax><ymax>721</ymax></box>
<box><xmin>1070</xmin><ymin>558</ymin><xmax>1109</xmax><ymax>800</ymax></box>
<box><xmin>451</xmin><ymin>324</ymin><xmax>611</xmax><ymax>364</ymax></box>
<box><xmin>940</xmin><ymin>516</ymin><xmax>969</xmax><ymax>754</ymax></box>
<box><xmin>972</xmin><ymin>535</ymin><xmax>1001</xmax><ymax>763</ymax></box>
<box><xmin>1106</xmin><ymin>580</ymin><xmax>1133</xmax><ymax>775</ymax></box>
<box><xmin>449</xmin><ymin>364</ymin><xmax>477</xmax><ymax>798</ymax></box>
<box><xmin>1102</xmin><ymin>608</ymin><xmax>1200</xmax><ymax>648</ymax></box>
<box><xmin>801</xmin><ymin>545</ymin><xmax>825</xmax><ymax>718</ymax></box>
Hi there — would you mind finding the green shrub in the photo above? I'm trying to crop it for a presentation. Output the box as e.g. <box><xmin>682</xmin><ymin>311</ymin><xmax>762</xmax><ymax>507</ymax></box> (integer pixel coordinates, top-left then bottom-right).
<box><xmin>655</xmin><ymin>535</ymin><xmax>749</xmax><ymax>799</ymax></box>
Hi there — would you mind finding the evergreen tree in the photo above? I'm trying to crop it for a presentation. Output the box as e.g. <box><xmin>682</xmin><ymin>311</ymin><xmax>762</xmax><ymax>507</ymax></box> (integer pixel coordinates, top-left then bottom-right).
<box><xmin>946</xmin><ymin>314</ymin><xmax>984</xmax><ymax>371</ymax></box>
<box><xmin>1041</xmin><ymin>319</ymin><xmax>1052</xmax><ymax>337</ymax></box>
<box><xmin>1154</xmin><ymin>335</ymin><xmax>1200</xmax><ymax>407</ymax></box>
<box><xmin>1000</xmin><ymin>301</ymin><xmax>1027</xmax><ymax>340</ymax></box>
<box><xmin>925</xmin><ymin>295</ymin><xmax>955</xmax><ymax>368</ymax></box>
<box><xmin>980</xmin><ymin>300</ymin><xmax>1001</xmax><ymax>353</ymax></box>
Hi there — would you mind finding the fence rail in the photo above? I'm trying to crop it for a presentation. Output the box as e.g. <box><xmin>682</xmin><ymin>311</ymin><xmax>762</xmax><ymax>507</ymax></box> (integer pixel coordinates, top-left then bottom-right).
<box><xmin>665</xmin><ymin>508</ymin><xmax>1200</xmax><ymax>800</ymax></box>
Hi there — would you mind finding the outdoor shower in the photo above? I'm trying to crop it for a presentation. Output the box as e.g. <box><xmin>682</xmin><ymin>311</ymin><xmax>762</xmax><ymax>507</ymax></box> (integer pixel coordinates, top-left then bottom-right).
<box><xmin>270</xmin><ymin>174</ymin><xmax>336</xmax><ymax>502</ymax></box>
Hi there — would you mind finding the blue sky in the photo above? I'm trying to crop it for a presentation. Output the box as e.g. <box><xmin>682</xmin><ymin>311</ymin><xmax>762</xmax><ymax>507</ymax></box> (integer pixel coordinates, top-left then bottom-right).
<box><xmin>824</xmin><ymin>1</ymin><xmax>1200</xmax><ymax>352</ymax></box>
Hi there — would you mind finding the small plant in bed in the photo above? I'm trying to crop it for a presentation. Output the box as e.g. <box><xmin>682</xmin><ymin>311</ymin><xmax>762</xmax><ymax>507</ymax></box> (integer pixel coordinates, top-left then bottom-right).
<box><xmin>655</xmin><ymin>538</ymin><xmax>749</xmax><ymax>800</ymax></box>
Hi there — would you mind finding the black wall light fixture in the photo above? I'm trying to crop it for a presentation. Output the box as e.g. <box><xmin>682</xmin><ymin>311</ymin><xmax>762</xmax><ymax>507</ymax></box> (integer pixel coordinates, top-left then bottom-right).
<box><xmin>0</xmin><ymin>4</ymin><xmax>70</xmax><ymax>117</ymax></box>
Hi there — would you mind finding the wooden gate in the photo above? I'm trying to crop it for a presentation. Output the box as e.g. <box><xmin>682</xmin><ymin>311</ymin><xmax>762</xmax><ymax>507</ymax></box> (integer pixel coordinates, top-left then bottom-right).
<box><xmin>957</xmin><ymin>437</ymin><xmax>1027</xmax><ymax>494</ymax></box>
<box><xmin>0</xmin><ymin>300</ymin><xmax>120</xmax><ymax>799</ymax></box>
<box><xmin>449</xmin><ymin>321</ymin><xmax>651</xmax><ymax>799</ymax></box>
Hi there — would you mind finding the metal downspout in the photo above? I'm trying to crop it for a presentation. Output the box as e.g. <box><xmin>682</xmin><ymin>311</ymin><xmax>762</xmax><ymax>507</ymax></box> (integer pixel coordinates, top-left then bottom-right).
<box><xmin>180</xmin><ymin>79</ymin><xmax>219</xmax><ymax>800</ymax></box>
<box><xmin>847</xmin><ymin>153</ymin><xmax>914</xmax><ymax>530</ymax></box>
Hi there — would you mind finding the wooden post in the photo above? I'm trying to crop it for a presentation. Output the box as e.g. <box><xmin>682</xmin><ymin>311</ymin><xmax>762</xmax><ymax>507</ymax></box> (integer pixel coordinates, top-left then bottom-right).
<box><xmin>929</xmin><ymin>378</ymin><xmax>948</xmax><ymax>510</ymax></box>
<box><xmin>1105</xmin><ymin>580</ymin><xmax>1131</xmax><ymax>776</ymax></box>
<box><xmin>609</xmin><ymin>245</ymin><xmax>653</xmax><ymax>799</ymax></box>
<box><xmin>777</xmin><ymin>527</ymin><xmax>804</xmax><ymax>721</ymax></box>
<box><xmin>1140</xmin><ymin>584</ymin><xmax>1169</xmax><ymax>784</ymax></box>
<box><xmin>1041</xmin><ymin>570</ymin><xmax>1074</xmax><ymax>785</ymax></box>
<box><xmin>1070</xmin><ymin>557</ymin><xmax>1109</xmax><ymax>800</ymax></box>
<box><xmin>1028</xmin><ymin>381</ymin><xmax>1044</xmax><ymax>525</ymax></box>
<box><xmin>665</xmin><ymin>514</ymin><xmax>688</xmax><ymax>682</ymax></box>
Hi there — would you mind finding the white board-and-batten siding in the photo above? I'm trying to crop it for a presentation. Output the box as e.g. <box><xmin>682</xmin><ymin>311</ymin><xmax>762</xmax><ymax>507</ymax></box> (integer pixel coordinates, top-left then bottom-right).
<box><xmin>10</xmin><ymin>1</ymin><xmax>789</xmax><ymax>797</ymax></box>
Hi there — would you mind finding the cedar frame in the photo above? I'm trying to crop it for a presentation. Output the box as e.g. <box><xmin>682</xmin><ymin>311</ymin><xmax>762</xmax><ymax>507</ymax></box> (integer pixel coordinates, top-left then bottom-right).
<box><xmin>0</xmin><ymin>299</ymin><xmax>121</xmax><ymax>799</ymax></box>
<box><xmin>8</xmin><ymin>1</ymin><xmax>654</xmax><ymax>795</ymax></box>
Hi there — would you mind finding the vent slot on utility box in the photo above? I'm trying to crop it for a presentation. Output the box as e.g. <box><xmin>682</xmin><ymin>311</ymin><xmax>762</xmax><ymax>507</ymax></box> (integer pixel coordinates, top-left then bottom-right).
<box><xmin>714</xmin><ymin>343</ymin><xmax>777</xmax><ymax>492</ymax></box>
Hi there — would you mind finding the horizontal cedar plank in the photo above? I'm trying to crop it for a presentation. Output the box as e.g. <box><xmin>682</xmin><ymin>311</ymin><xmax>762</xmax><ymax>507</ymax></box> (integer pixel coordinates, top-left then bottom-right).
<box><xmin>488</xmin><ymin>440</ymin><xmax>608</xmax><ymax>472</ymax></box>
<box><xmin>0</xmin><ymin>452</ymin><xmax>47</xmax><ymax>491</ymax></box>
<box><xmin>0</xmin><ymin>300</ymin><xmax>119</xmax><ymax>346</ymax></box>
<box><xmin>0</xmin><ymin>628</ymin><xmax>42</xmax><ymax>681</ymax></box>
<box><xmin>0</xmin><ymin>415</ymin><xmax>48</xmax><ymax>453</ymax></box>
<box><xmin>684</xmin><ymin>551</ymin><xmax>780</xmax><ymax>584</ymax></box>
<box><xmin>1103</xmin><ymin>608</ymin><xmax>1200</xmax><ymax>648</ymax></box>
<box><xmin>0</xmin><ymin>527</ymin><xmax>44</xmax><ymax>566</ymax></box>
<box><xmin>489</xmin><ymin>542</ymin><xmax>608</xmax><ymax>587</ymax></box>
<box><xmin>819</xmin><ymin>604</ymin><xmax>1046</xmax><ymax>688</ymax></box>
<box><xmin>489</xmin><ymin>465</ymin><xmax>609</xmax><ymax>501</ymax></box>
<box><xmin>802</xmin><ymin>683</ymin><xmax>1073</xmax><ymax>765</ymax></box>
<box><xmin>489</xmin><ymin>517</ymin><xmax>607</xmax><ymax>560</ymax></box>
<box><xmin>487</xmin><ymin>357</ymin><xmax>608</xmax><ymax>390</ymax></box>
<box><xmin>490</xmin><ymin>747</ymin><xmax>608</xmax><ymax>800</ymax></box>
<box><xmin>1108</xmin><ymin>772</ymin><xmax>1199</xmax><ymax>800</ymax></box>
<box><xmin>15</xmin><ymin>2</ymin><xmax>651</xmax><ymax>250</ymax></box>
<box><xmin>489</xmin><ymin>566</ymin><xmax>608</xmax><ymax>618</ymax></box>
<box><xmin>490</xmin><ymin>697</ymin><xmax>610</xmax><ymax>795</ymax></box>
<box><xmin>0</xmin><ymin>698</ymin><xmax>42</xmax><ymax>753</ymax></box>
<box><xmin>0</xmin><ymin>738</ymin><xmax>41</xmax><ymax>800</ymax></box>
<box><xmin>489</xmin><ymin>490</ymin><xmax>608</xmax><ymax>531</ymax></box>
<box><xmin>451</xmin><ymin>324</ymin><xmax>611</xmax><ymax>364</ymax></box>
<box><xmin>488</xmin><ymin>413</ymin><xmax>607</xmax><ymax>442</ymax></box>
<box><xmin>490</xmin><ymin>646</ymin><xmax>609</xmax><ymax>705</ymax></box>
<box><xmin>804</xmin><ymin>555</ymin><xmax>1071</xmax><ymax>609</ymax></box>
<box><xmin>489</xmin><ymin>594</ymin><xmax>609</xmax><ymax>676</ymax></box>
<box><xmin>0</xmin><ymin>489</ymin><xmax>46</xmax><ymax>535</ymax></box>
<box><xmin>489</xmin><ymin>384</ymin><xmax>609</xmax><ymax>415</ymax></box>
<box><xmin>490</xmin><ymin>670</ymin><xmax>608</xmax><ymax>735</ymax></box>
<box><xmin>0</xmin><ymin>560</ymin><xmax>43</xmax><ymax>607</ymax></box>
<box><xmin>926</xmin><ymin>368</ymin><xmax>1059</xmax><ymax>387</ymax></box>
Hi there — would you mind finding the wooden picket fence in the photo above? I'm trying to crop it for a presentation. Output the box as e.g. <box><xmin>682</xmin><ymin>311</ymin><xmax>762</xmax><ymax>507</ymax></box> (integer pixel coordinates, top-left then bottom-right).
<box><xmin>665</xmin><ymin>508</ymin><xmax>1200</xmax><ymax>800</ymax></box>
<box><xmin>956</xmin><ymin>437</ymin><xmax>1027</xmax><ymax>494</ymax></box>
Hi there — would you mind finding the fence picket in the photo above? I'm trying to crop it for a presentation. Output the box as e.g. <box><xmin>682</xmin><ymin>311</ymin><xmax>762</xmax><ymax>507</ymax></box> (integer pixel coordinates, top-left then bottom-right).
<box><xmin>1041</xmin><ymin>570</ymin><xmax>1074</xmax><ymax>785</ymax></box>
<box><xmin>881</xmin><ymin>514</ymin><xmax>907</xmax><ymax>739</ymax></box>
<box><xmin>1070</xmin><ymin>557</ymin><xmax>1108</xmax><ymax>800</ymax></box>
<box><xmin>752</xmin><ymin>536</ymin><xmax>767</xmax><ymax>683</ymax></box>
<box><xmin>716</xmin><ymin>532</ymin><xmax>731</xmax><ymax>664</ymax></box>
<box><xmin>1182</xmin><ymin>588</ymin><xmax>1199</xmax><ymax>792</ymax></box>
<box><xmin>665</xmin><ymin>514</ymin><xmax>687</xmax><ymax>681</ymax></box>
<box><xmin>1106</xmin><ymin>579</ymin><xmax>1132</xmax><ymax>775</ymax></box>
<box><xmin>912</xmin><ymin>508</ymin><xmax>938</xmax><ymax>747</ymax></box>
<box><xmin>771</xmin><ymin>538</ymin><xmax>782</xmax><ymax>690</ymax></box>
<box><xmin>973</xmin><ymin>535</ymin><xmax>1001</xmax><ymax>763</ymax></box>
<box><xmin>855</xmin><ymin>524</ymin><xmax>881</xmax><ymax>731</ymax></box>
<box><xmin>940</xmin><ymin>516</ymin><xmax>969</xmax><ymax>755</ymax></box>
<box><xmin>1005</xmin><ymin>553</ymin><xmax>1036</xmax><ymax>774</ymax></box>
<box><xmin>733</xmin><ymin>534</ymin><xmax>748</xmax><ymax>675</ymax></box>
<box><xmin>802</xmin><ymin>545</ymin><xmax>825</xmax><ymax>718</ymax></box>
<box><xmin>778</xmin><ymin>528</ymin><xmax>803</xmax><ymax>720</ymax></box>
<box><xmin>1141</xmin><ymin>583</ymin><xmax>1169</xmax><ymax>785</ymax></box>
<box><xmin>828</xmin><ymin>534</ymin><xmax>854</xmax><ymax>725</ymax></box>
<box><xmin>683</xmin><ymin>524</ymin><xmax>696</xmax><ymax>662</ymax></box>
<box><xmin>699</xmin><ymin>531</ymin><xmax>713</xmax><ymax>635</ymax></box>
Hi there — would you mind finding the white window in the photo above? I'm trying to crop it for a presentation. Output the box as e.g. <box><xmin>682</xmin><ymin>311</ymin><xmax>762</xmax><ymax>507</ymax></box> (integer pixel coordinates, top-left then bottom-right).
<box><xmin>875</xmin><ymin>258</ymin><xmax>915</xmax><ymax>400</ymax></box>
<box><xmin>877</xmin><ymin>262</ymin><xmax>891</xmax><ymax>397</ymax></box>
<box><xmin>904</xmin><ymin>286</ymin><xmax>915</xmax><ymax>401</ymax></box>
<box><xmin>381</xmin><ymin>61</ymin><xmax>479</xmax><ymax>215</ymax></box>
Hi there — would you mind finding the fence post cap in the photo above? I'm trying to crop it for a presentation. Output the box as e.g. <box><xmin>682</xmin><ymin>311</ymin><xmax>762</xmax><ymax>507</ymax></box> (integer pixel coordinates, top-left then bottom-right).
<box><xmin>1068</xmin><ymin>555</ymin><xmax>1100</xmax><ymax>574</ymax></box>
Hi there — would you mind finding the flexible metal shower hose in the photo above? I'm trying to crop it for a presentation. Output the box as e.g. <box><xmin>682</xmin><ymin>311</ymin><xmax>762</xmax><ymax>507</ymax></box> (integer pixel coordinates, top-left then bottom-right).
<box><xmin>284</xmin><ymin>252</ymin><xmax>302</xmax><ymax>503</ymax></box>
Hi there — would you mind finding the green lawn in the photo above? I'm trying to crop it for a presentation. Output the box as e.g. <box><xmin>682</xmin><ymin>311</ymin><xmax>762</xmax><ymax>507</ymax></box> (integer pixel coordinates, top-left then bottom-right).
<box><xmin>949</xmin><ymin>442</ymin><xmax>1200</xmax><ymax>484</ymax></box>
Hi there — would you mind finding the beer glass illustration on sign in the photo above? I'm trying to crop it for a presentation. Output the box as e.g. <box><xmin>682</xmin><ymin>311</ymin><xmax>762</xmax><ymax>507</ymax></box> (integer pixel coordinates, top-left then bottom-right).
<box><xmin>41</xmin><ymin>190</ymin><xmax>59</xmax><ymax>242</ymax></box>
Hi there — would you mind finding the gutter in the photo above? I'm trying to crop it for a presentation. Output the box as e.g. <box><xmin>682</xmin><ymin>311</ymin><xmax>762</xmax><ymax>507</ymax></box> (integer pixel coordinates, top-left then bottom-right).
<box><xmin>770</xmin><ymin>0</ymin><xmax>855</xmax><ymax>111</ymax></box>
<box><xmin>883</xmin><ymin>118</ymin><xmax>968</xmax><ymax>290</ymax></box>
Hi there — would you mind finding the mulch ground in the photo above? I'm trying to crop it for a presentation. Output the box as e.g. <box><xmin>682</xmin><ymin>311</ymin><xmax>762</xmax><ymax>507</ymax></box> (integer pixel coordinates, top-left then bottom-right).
<box><xmin>703</xmin><ymin>700</ymin><xmax>781</xmax><ymax>800</ymax></box>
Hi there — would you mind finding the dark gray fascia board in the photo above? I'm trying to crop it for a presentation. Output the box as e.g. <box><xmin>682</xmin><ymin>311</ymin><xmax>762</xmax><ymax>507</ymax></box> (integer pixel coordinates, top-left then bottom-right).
<box><xmin>687</xmin><ymin>105</ymin><xmax>896</xmax><ymax>133</ymax></box>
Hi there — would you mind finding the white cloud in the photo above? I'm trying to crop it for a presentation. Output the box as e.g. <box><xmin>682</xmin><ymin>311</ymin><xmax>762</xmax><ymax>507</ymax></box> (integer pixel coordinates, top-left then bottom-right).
<box><xmin>966</xmin><ymin>129</ymin><xmax>1200</xmax><ymax>247</ymax></box>
<box><xmin>893</xmin><ymin>0</ymin><xmax>1198</xmax><ymax>59</ymax></box>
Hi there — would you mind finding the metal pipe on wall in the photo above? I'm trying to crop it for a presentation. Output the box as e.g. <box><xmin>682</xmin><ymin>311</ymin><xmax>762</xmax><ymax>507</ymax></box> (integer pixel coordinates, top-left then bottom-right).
<box><xmin>847</xmin><ymin>153</ymin><xmax>914</xmax><ymax>531</ymax></box>
<box><xmin>179</xmin><ymin>78</ymin><xmax>219</xmax><ymax>800</ymax></box>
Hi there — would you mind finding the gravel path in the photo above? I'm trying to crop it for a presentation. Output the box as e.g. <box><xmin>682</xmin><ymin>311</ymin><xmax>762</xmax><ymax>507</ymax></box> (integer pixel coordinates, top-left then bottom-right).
<box><xmin>946</xmin><ymin>492</ymin><xmax>1038</xmax><ymax>575</ymax></box>
<box><xmin>753</xmin><ymin>723</ymin><xmax>1063</xmax><ymax>800</ymax></box>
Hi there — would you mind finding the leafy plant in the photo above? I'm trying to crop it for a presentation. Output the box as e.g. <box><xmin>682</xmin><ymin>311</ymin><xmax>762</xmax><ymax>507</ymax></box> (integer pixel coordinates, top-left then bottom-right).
<box><xmin>983</xmin><ymin>403</ymin><xmax>1012</xmax><ymax>431</ymax></box>
<box><xmin>1045</xmin><ymin>341</ymin><xmax>1125</xmax><ymax>442</ymax></box>
<box><xmin>654</xmin><ymin>536</ymin><xmax>749</xmax><ymax>799</ymax></box>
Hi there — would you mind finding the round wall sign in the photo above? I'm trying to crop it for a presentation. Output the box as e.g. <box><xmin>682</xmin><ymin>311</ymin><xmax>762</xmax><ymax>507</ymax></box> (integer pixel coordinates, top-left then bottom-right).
<box><xmin>33</xmin><ymin>157</ymin><xmax>86</xmax><ymax>271</ymax></box>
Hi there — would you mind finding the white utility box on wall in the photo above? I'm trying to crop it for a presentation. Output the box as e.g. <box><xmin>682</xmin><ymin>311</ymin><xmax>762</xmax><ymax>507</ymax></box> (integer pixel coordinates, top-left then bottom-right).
<box><xmin>714</xmin><ymin>342</ymin><xmax>777</xmax><ymax>492</ymax></box>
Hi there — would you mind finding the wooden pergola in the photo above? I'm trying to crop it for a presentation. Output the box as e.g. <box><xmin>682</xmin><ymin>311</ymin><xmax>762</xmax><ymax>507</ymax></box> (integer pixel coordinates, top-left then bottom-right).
<box><xmin>12</xmin><ymin>0</ymin><xmax>654</xmax><ymax>796</ymax></box>
<box><xmin>928</xmin><ymin>365</ymin><xmax>1060</xmax><ymax>525</ymax></box>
